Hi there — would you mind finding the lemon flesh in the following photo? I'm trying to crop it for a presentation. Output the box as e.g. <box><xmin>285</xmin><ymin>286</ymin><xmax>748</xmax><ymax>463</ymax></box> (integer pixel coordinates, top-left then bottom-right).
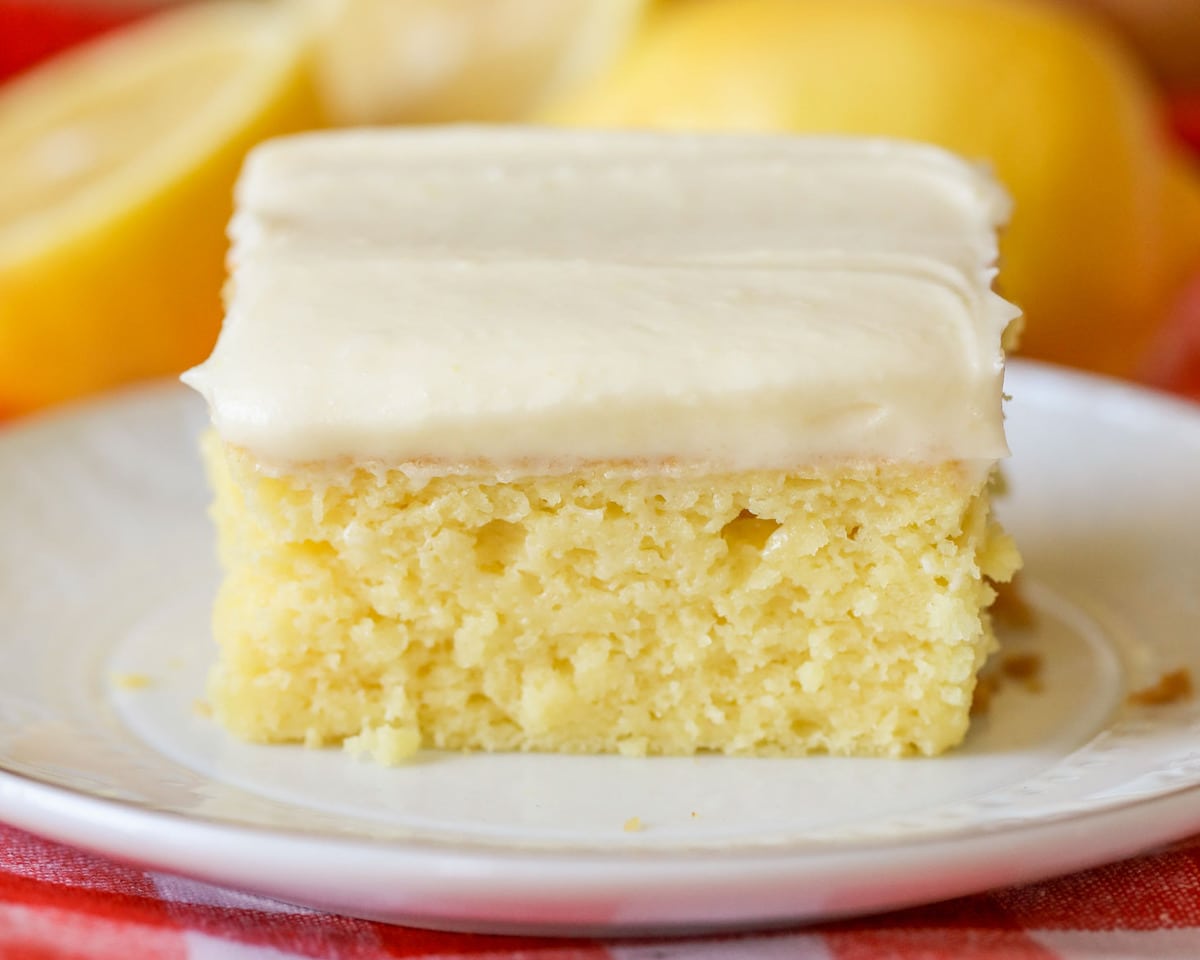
<box><xmin>0</xmin><ymin>2</ymin><xmax>322</xmax><ymax>413</ymax></box>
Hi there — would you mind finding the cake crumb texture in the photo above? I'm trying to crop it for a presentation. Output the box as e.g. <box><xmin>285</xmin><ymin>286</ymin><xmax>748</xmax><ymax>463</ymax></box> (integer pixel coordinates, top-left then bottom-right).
<box><xmin>204</xmin><ymin>434</ymin><xmax>1018</xmax><ymax>759</ymax></box>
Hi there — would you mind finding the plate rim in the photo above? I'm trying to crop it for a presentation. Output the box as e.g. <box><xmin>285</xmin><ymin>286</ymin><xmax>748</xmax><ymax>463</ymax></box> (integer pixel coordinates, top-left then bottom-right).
<box><xmin>3</xmin><ymin>760</ymin><xmax>1200</xmax><ymax>935</ymax></box>
<box><xmin>4</xmin><ymin>748</ymin><xmax>1200</xmax><ymax>866</ymax></box>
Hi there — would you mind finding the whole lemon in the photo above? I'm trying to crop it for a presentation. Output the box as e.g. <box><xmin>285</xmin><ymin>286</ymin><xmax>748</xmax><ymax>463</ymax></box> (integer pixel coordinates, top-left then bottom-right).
<box><xmin>544</xmin><ymin>0</ymin><xmax>1200</xmax><ymax>375</ymax></box>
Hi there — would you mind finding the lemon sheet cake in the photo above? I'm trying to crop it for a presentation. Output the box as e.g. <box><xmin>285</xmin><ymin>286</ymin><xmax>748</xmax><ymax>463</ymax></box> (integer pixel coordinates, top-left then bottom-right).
<box><xmin>184</xmin><ymin>129</ymin><xmax>1021</xmax><ymax>763</ymax></box>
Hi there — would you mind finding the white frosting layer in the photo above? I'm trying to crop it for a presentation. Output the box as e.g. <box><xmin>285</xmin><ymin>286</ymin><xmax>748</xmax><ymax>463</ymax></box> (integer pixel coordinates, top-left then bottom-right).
<box><xmin>184</xmin><ymin>128</ymin><xmax>1020</xmax><ymax>467</ymax></box>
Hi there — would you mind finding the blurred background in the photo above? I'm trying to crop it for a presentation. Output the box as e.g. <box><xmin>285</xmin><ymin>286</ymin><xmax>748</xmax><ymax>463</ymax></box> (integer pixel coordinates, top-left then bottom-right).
<box><xmin>2</xmin><ymin>0</ymin><xmax>1199</xmax><ymax>418</ymax></box>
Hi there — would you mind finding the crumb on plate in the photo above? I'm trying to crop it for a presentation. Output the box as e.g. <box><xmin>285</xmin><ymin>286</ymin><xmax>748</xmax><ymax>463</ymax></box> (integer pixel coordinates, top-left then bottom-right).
<box><xmin>991</xmin><ymin>575</ymin><xmax>1035</xmax><ymax>629</ymax></box>
<box><xmin>111</xmin><ymin>672</ymin><xmax>152</xmax><ymax>691</ymax></box>
<box><xmin>1001</xmin><ymin>651</ymin><xmax>1044</xmax><ymax>692</ymax></box>
<box><xmin>343</xmin><ymin>723</ymin><xmax>422</xmax><ymax>765</ymax></box>
<box><xmin>970</xmin><ymin>672</ymin><xmax>1000</xmax><ymax>717</ymax></box>
<box><xmin>1128</xmin><ymin>669</ymin><xmax>1194</xmax><ymax>707</ymax></box>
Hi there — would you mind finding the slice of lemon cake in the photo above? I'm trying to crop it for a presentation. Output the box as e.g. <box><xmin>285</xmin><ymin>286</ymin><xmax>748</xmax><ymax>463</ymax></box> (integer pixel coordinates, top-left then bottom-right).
<box><xmin>184</xmin><ymin>129</ymin><xmax>1022</xmax><ymax>763</ymax></box>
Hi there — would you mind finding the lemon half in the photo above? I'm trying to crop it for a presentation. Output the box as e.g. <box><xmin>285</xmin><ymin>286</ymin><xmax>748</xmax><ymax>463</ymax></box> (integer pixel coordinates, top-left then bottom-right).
<box><xmin>309</xmin><ymin>0</ymin><xmax>648</xmax><ymax>124</ymax></box>
<box><xmin>0</xmin><ymin>2</ymin><xmax>321</xmax><ymax>414</ymax></box>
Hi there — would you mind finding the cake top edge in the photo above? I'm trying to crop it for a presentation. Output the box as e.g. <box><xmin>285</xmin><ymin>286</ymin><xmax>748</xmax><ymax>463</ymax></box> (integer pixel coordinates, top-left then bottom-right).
<box><xmin>185</xmin><ymin>128</ymin><xmax>1019</xmax><ymax>469</ymax></box>
<box><xmin>242</xmin><ymin>125</ymin><xmax>1006</xmax><ymax>171</ymax></box>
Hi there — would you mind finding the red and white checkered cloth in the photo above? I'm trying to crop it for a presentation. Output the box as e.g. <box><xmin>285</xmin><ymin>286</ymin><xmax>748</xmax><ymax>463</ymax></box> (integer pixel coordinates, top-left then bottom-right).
<box><xmin>3</xmin><ymin>822</ymin><xmax>1200</xmax><ymax>959</ymax></box>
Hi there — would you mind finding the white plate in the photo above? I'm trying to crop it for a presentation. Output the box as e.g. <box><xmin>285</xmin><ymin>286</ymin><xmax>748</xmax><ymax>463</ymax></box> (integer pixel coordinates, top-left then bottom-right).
<box><xmin>1</xmin><ymin>360</ymin><xmax>1199</xmax><ymax>937</ymax></box>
